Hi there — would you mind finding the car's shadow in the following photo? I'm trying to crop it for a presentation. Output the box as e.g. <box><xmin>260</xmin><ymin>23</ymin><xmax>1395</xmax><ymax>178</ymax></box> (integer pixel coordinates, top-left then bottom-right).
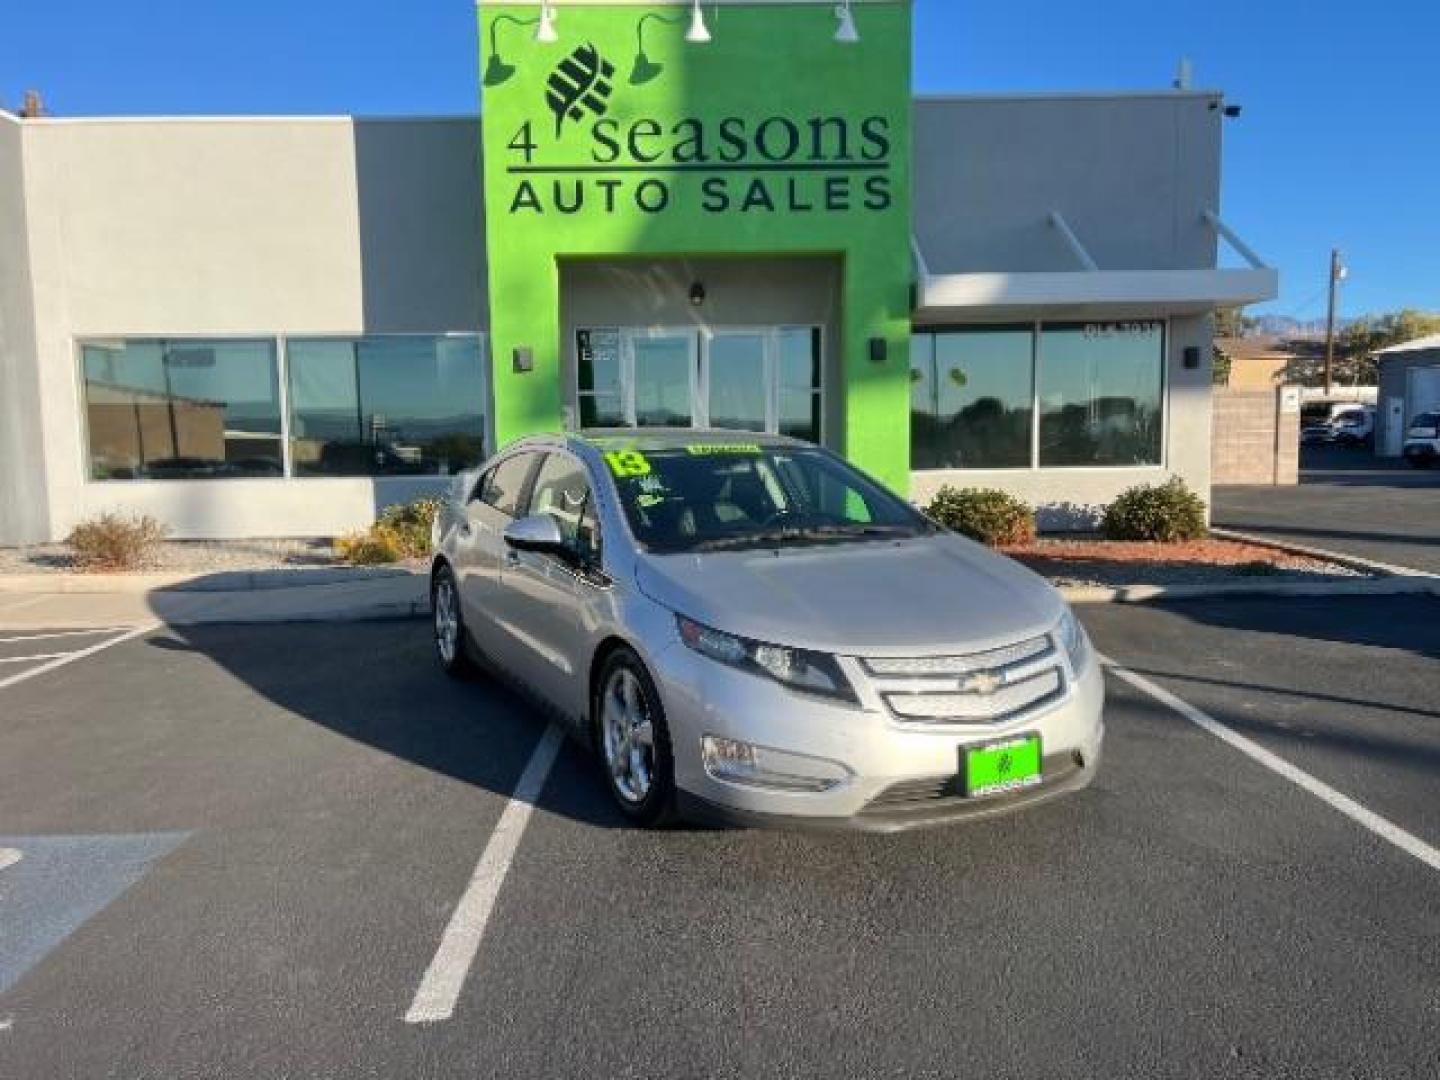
<box><xmin>147</xmin><ymin>621</ymin><xmax>637</xmax><ymax>830</ymax></box>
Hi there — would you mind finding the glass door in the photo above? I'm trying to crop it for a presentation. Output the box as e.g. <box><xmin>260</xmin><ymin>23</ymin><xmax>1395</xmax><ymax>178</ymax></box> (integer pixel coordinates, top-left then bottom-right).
<box><xmin>576</xmin><ymin>326</ymin><xmax>821</xmax><ymax>441</ymax></box>
<box><xmin>703</xmin><ymin>331</ymin><xmax>768</xmax><ymax>433</ymax></box>
<box><xmin>626</xmin><ymin>330</ymin><xmax>697</xmax><ymax>428</ymax></box>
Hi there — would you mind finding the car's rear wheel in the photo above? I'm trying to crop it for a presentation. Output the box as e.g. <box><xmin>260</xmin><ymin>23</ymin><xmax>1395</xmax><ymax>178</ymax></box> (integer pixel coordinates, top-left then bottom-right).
<box><xmin>595</xmin><ymin>648</ymin><xmax>676</xmax><ymax>827</ymax></box>
<box><xmin>432</xmin><ymin>564</ymin><xmax>477</xmax><ymax>679</ymax></box>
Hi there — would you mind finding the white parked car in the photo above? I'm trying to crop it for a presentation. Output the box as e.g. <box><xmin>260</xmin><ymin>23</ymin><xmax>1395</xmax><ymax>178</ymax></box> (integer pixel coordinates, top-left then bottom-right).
<box><xmin>1403</xmin><ymin>411</ymin><xmax>1440</xmax><ymax>467</ymax></box>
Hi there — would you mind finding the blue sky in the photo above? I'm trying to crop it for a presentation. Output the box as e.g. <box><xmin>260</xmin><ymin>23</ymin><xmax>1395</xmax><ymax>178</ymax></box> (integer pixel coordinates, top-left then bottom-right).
<box><xmin>3</xmin><ymin>0</ymin><xmax>1435</xmax><ymax>320</ymax></box>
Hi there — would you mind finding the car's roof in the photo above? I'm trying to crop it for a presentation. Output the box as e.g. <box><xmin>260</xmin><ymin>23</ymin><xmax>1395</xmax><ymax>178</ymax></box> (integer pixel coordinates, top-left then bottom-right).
<box><xmin>571</xmin><ymin>428</ymin><xmax>808</xmax><ymax>453</ymax></box>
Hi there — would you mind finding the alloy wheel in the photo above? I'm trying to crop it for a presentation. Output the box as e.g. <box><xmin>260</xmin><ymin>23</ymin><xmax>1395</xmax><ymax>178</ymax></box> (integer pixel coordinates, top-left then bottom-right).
<box><xmin>434</xmin><ymin>574</ymin><xmax>459</xmax><ymax>666</ymax></box>
<box><xmin>601</xmin><ymin>667</ymin><xmax>655</xmax><ymax>804</ymax></box>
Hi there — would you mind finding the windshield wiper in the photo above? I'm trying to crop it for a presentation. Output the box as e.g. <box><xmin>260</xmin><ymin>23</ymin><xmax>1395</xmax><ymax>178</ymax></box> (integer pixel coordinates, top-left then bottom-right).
<box><xmin>686</xmin><ymin>524</ymin><xmax>918</xmax><ymax>553</ymax></box>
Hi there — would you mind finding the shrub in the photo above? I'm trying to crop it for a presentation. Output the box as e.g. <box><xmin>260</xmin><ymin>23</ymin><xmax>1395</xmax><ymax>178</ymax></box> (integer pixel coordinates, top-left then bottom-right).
<box><xmin>1101</xmin><ymin>478</ymin><xmax>1207</xmax><ymax>543</ymax></box>
<box><xmin>925</xmin><ymin>486</ymin><xmax>1037</xmax><ymax>547</ymax></box>
<box><xmin>66</xmin><ymin>512</ymin><xmax>168</xmax><ymax>571</ymax></box>
<box><xmin>376</xmin><ymin>498</ymin><xmax>444</xmax><ymax>559</ymax></box>
<box><xmin>334</xmin><ymin>525</ymin><xmax>406</xmax><ymax>565</ymax></box>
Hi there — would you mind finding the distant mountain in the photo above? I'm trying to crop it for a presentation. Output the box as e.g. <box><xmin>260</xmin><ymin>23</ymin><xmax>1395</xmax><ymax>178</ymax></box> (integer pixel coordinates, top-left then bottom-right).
<box><xmin>1250</xmin><ymin>314</ymin><xmax>1361</xmax><ymax>339</ymax></box>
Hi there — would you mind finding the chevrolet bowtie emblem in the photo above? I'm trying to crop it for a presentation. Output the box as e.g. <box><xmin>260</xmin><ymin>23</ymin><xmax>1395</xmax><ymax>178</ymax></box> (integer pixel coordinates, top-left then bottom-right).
<box><xmin>963</xmin><ymin>671</ymin><xmax>1003</xmax><ymax>696</ymax></box>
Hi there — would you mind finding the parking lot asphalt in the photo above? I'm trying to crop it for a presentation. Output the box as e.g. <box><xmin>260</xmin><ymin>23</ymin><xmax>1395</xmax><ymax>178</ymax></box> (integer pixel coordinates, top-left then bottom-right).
<box><xmin>1</xmin><ymin>597</ymin><xmax>1437</xmax><ymax>1078</ymax></box>
<box><xmin>1214</xmin><ymin>445</ymin><xmax>1440</xmax><ymax>575</ymax></box>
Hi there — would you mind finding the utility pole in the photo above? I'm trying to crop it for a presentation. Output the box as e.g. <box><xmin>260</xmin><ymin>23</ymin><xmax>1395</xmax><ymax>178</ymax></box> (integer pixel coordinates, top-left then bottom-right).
<box><xmin>1323</xmin><ymin>248</ymin><xmax>1345</xmax><ymax>396</ymax></box>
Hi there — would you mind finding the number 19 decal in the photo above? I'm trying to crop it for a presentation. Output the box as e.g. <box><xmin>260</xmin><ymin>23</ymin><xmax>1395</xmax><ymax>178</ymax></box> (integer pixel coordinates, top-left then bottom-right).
<box><xmin>605</xmin><ymin>451</ymin><xmax>651</xmax><ymax>478</ymax></box>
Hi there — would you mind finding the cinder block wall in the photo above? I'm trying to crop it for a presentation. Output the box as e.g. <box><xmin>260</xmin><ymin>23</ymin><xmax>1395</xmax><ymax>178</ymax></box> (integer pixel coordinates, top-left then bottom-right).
<box><xmin>1212</xmin><ymin>388</ymin><xmax>1298</xmax><ymax>485</ymax></box>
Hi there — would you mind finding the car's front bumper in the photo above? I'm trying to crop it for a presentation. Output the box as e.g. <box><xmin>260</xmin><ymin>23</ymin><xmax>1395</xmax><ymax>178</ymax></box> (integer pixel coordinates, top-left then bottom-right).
<box><xmin>652</xmin><ymin>640</ymin><xmax>1106</xmax><ymax>832</ymax></box>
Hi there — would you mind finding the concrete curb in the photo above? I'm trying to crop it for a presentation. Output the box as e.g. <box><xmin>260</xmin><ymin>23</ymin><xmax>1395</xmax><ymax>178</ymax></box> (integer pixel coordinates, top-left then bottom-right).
<box><xmin>0</xmin><ymin>565</ymin><xmax>426</xmax><ymax>595</ymax></box>
<box><xmin>1060</xmin><ymin>576</ymin><xmax>1440</xmax><ymax>605</ymax></box>
<box><xmin>158</xmin><ymin>600</ymin><xmax>431</xmax><ymax>627</ymax></box>
<box><xmin>1209</xmin><ymin>527</ymin><xmax>1440</xmax><ymax>581</ymax></box>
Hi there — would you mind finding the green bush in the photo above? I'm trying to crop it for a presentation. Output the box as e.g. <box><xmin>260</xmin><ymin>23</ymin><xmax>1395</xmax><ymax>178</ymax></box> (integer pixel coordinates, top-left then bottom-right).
<box><xmin>1101</xmin><ymin>478</ymin><xmax>1207</xmax><ymax>543</ymax></box>
<box><xmin>66</xmin><ymin>512</ymin><xmax>167</xmax><ymax>571</ymax></box>
<box><xmin>335</xmin><ymin>525</ymin><xmax>405</xmax><ymax>565</ymax></box>
<box><xmin>376</xmin><ymin>498</ymin><xmax>443</xmax><ymax>559</ymax></box>
<box><xmin>925</xmin><ymin>486</ymin><xmax>1037</xmax><ymax>547</ymax></box>
<box><xmin>335</xmin><ymin>498</ymin><xmax>443</xmax><ymax>565</ymax></box>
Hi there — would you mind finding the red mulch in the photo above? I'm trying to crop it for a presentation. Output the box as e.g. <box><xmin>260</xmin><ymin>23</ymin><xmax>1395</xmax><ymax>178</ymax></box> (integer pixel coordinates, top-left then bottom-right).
<box><xmin>1000</xmin><ymin>538</ymin><xmax>1308</xmax><ymax>568</ymax></box>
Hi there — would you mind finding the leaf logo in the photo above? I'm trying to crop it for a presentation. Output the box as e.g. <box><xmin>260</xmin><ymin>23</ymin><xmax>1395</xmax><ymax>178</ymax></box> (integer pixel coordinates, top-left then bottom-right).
<box><xmin>546</xmin><ymin>43</ymin><xmax>616</xmax><ymax>138</ymax></box>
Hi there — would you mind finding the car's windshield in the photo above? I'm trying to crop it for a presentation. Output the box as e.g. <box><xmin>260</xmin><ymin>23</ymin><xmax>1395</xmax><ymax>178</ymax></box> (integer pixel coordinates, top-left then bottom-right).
<box><xmin>1412</xmin><ymin>412</ymin><xmax>1440</xmax><ymax>428</ymax></box>
<box><xmin>599</xmin><ymin>442</ymin><xmax>936</xmax><ymax>554</ymax></box>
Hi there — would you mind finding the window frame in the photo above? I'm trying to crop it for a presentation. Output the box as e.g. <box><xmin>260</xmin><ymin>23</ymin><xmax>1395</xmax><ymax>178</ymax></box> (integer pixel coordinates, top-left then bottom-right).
<box><xmin>523</xmin><ymin>451</ymin><xmax>603</xmax><ymax>567</ymax></box>
<box><xmin>75</xmin><ymin>335</ymin><xmax>285</xmax><ymax>483</ymax></box>
<box><xmin>75</xmin><ymin>332</ymin><xmax>491</xmax><ymax>484</ymax></box>
<box><xmin>910</xmin><ymin>318</ymin><xmax>1171</xmax><ymax>474</ymax></box>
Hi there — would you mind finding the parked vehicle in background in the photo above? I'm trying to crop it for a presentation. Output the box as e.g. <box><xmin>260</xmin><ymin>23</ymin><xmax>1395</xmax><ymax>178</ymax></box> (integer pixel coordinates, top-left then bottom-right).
<box><xmin>1402</xmin><ymin>410</ymin><xmax>1440</xmax><ymax>467</ymax></box>
<box><xmin>1300</xmin><ymin>402</ymin><xmax>1375</xmax><ymax>446</ymax></box>
<box><xmin>429</xmin><ymin>430</ymin><xmax>1104</xmax><ymax>832</ymax></box>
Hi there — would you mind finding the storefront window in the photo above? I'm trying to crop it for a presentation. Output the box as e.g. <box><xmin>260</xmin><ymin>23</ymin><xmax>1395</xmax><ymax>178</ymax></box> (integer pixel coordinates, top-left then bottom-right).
<box><xmin>910</xmin><ymin>329</ymin><xmax>1034</xmax><ymax>469</ymax></box>
<box><xmin>776</xmin><ymin>327</ymin><xmax>822</xmax><ymax>443</ymax></box>
<box><xmin>1037</xmin><ymin>322</ymin><xmax>1164</xmax><ymax>467</ymax></box>
<box><xmin>288</xmin><ymin>336</ymin><xmax>488</xmax><ymax>476</ymax></box>
<box><xmin>81</xmin><ymin>339</ymin><xmax>282</xmax><ymax>480</ymax></box>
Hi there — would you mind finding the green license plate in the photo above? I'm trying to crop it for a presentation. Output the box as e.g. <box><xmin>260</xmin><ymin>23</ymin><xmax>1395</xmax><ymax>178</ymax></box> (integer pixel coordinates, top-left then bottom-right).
<box><xmin>964</xmin><ymin>735</ymin><xmax>1043</xmax><ymax>798</ymax></box>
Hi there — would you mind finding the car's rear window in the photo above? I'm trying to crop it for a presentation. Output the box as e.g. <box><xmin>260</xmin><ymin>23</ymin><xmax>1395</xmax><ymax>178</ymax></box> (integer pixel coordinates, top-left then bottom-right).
<box><xmin>1411</xmin><ymin>412</ymin><xmax>1439</xmax><ymax>428</ymax></box>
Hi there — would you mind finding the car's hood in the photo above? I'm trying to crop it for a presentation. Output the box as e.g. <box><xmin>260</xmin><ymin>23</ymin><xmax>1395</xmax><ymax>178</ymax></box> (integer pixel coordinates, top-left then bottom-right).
<box><xmin>635</xmin><ymin>534</ymin><xmax>1065</xmax><ymax>657</ymax></box>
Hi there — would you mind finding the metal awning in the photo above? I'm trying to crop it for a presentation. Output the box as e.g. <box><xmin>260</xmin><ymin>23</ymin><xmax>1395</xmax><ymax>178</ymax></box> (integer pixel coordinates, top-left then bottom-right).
<box><xmin>913</xmin><ymin>210</ymin><xmax>1279</xmax><ymax>320</ymax></box>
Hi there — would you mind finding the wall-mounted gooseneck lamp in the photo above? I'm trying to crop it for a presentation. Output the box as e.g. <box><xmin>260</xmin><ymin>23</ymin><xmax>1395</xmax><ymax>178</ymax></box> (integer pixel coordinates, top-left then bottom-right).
<box><xmin>631</xmin><ymin>11</ymin><xmax>686</xmax><ymax>85</ymax></box>
<box><xmin>835</xmin><ymin>1</ymin><xmax>860</xmax><ymax>43</ymax></box>
<box><xmin>685</xmin><ymin>0</ymin><xmax>713</xmax><ymax>44</ymax></box>
<box><xmin>484</xmin><ymin>14</ymin><xmax>539</xmax><ymax>86</ymax></box>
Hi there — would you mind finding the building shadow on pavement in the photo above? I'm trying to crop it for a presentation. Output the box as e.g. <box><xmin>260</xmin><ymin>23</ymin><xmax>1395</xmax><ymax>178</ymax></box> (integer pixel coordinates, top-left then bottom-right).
<box><xmin>147</xmin><ymin>621</ymin><xmax>632</xmax><ymax>831</ymax></box>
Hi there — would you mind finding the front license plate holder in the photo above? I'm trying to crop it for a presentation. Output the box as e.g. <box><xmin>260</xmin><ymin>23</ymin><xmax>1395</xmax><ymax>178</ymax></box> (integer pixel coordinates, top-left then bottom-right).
<box><xmin>962</xmin><ymin>734</ymin><xmax>1043</xmax><ymax>799</ymax></box>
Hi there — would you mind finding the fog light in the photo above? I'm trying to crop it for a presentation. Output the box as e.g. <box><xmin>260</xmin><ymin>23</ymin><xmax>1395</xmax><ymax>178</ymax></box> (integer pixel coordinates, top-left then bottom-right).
<box><xmin>701</xmin><ymin>736</ymin><xmax>849</xmax><ymax>792</ymax></box>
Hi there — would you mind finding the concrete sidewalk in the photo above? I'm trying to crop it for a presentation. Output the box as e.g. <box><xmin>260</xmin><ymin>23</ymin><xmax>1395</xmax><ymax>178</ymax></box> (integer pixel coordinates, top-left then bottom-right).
<box><xmin>0</xmin><ymin>571</ymin><xmax>429</xmax><ymax>630</ymax></box>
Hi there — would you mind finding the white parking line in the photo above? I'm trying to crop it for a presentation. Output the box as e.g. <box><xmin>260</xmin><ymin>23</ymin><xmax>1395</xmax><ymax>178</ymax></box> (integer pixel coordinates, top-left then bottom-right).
<box><xmin>0</xmin><ymin>625</ymin><xmax>156</xmax><ymax>691</ymax></box>
<box><xmin>0</xmin><ymin>654</ymin><xmax>72</xmax><ymax>665</ymax></box>
<box><xmin>404</xmin><ymin>723</ymin><xmax>565</xmax><ymax>1025</ymax></box>
<box><xmin>1103</xmin><ymin>656</ymin><xmax>1440</xmax><ymax>873</ymax></box>
<box><xmin>0</xmin><ymin>628</ymin><xmax>134</xmax><ymax>645</ymax></box>
<box><xmin>0</xmin><ymin>848</ymin><xmax>20</xmax><ymax>873</ymax></box>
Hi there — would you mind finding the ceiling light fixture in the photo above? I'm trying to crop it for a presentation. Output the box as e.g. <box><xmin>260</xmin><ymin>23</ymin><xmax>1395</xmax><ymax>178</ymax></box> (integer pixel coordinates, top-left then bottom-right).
<box><xmin>685</xmin><ymin>0</ymin><xmax>713</xmax><ymax>44</ymax></box>
<box><xmin>835</xmin><ymin>1</ymin><xmax>859</xmax><ymax>43</ymax></box>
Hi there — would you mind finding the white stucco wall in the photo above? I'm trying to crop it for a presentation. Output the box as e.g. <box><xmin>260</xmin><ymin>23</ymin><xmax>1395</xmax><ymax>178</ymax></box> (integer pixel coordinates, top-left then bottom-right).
<box><xmin>13</xmin><ymin>116</ymin><xmax>487</xmax><ymax>541</ymax></box>
<box><xmin>0</xmin><ymin>113</ymin><xmax>50</xmax><ymax>544</ymax></box>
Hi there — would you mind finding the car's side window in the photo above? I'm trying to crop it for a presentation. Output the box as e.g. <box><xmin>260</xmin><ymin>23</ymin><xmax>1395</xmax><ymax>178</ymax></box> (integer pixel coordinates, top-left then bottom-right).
<box><xmin>527</xmin><ymin>453</ymin><xmax>599</xmax><ymax>563</ymax></box>
<box><xmin>468</xmin><ymin>467</ymin><xmax>494</xmax><ymax>504</ymax></box>
<box><xmin>481</xmin><ymin>454</ymin><xmax>535</xmax><ymax>518</ymax></box>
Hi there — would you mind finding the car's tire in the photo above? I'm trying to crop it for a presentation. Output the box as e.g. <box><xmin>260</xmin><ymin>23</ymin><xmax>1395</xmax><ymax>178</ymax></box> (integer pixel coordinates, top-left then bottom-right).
<box><xmin>431</xmin><ymin>564</ymin><xmax>478</xmax><ymax>679</ymax></box>
<box><xmin>593</xmin><ymin>647</ymin><xmax>677</xmax><ymax>827</ymax></box>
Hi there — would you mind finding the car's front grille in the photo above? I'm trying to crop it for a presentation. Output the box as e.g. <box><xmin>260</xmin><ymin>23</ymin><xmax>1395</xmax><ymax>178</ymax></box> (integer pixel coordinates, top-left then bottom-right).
<box><xmin>858</xmin><ymin>633</ymin><xmax>1067</xmax><ymax>726</ymax></box>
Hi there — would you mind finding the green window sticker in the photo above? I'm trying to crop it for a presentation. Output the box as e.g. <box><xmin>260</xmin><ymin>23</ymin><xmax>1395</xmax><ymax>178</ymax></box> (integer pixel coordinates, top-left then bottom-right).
<box><xmin>605</xmin><ymin>450</ymin><xmax>652</xmax><ymax>477</ymax></box>
<box><xmin>685</xmin><ymin>443</ymin><xmax>762</xmax><ymax>457</ymax></box>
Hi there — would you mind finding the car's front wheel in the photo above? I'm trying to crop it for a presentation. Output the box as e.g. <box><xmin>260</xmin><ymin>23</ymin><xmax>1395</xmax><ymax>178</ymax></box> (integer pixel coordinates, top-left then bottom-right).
<box><xmin>594</xmin><ymin>648</ymin><xmax>676</xmax><ymax>827</ymax></box>
<box><xmin>432</xmin><ymin>564</ymin><xmax>477</xmax><ymax>679</ymax></box>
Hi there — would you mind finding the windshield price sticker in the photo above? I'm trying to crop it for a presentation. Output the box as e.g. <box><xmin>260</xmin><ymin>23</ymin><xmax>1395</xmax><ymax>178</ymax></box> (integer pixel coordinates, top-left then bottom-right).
<box><xmin>685</xmin><ymin>444</ymin><xmax>762</xmax><ymax>457</ymax></box>
<box><xmin>605</xmin><ymin>451</ymin><xmax>652</xmax><ymax>477</ymax></box>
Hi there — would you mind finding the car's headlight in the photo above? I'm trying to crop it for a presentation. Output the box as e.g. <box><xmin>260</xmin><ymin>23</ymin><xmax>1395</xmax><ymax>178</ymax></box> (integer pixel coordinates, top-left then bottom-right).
<box><xmin>676</xmin><ymin>615</ymin><xmax>858</xmax><ymax>704</ymax></box>
<box><xmin>1056</xmin><ymin>607</ymin><xmax>1091</xmax><ymax>676</ymax></box>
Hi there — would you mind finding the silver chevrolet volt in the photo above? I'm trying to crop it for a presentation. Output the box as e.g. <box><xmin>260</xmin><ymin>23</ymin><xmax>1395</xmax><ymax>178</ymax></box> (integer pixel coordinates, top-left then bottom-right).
<box><xmin>430</xmin><ymin>430</ymin><xmax>1104</xmax><ymax>831</ymax></box>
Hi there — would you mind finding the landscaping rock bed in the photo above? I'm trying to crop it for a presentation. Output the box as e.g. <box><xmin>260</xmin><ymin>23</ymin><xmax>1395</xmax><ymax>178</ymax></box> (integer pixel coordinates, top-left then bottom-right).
<box><xmin>1001</xmin><ymin>536</ymin><xmax>1369</xmax><ymax>591</ymax></box>
<box><xmin>0</xmin><ymin>539</ymin><xmax>354</xmax><ymax>576</ymax></box>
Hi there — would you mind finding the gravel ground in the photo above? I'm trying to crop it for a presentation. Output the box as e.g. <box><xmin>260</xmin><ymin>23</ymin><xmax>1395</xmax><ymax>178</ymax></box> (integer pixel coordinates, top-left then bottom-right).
<box><xmin>0</xmin><ymin>539</ymin><xmax>346</xmax><ymax>575</ymax></box>
<box><xmin>1003</xmin><ymin>537</ymin><xmax>1368</xmax><ymax>590</ymax></box>
<box><xmin>2</xmin><ymin>535</ymin><xmax>1366</xmax><ymax>588</ymax></box>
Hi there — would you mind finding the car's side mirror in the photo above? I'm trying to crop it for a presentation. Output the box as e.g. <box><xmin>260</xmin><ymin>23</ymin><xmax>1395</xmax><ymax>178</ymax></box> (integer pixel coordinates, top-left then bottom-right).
<box><xmin>503</xmin><ymin>514</ymin><xmax>568</xmax><ymax>555</ymax></box>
